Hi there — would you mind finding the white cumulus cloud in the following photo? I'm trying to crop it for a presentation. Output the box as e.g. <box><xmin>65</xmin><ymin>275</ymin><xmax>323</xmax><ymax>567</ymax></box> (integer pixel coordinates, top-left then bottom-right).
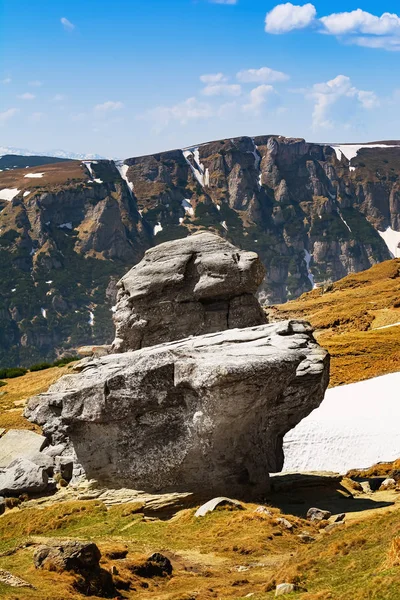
<box><xmin>0</xmin><ymin>108</ymin><xmax>19</xmax><ymax>125</ymax></box>
<box><xmin>309</xmin><ymin>74</ymin><xmax>379</xmax><ymax>130</ymax></box>
<box><xmin>237</xmin><ymin>66</ymin><xmax>289</xmax><ymax>83</ymax></box>
<box><xmin>94</xmin><ymin>101</ymin><xmax>124</xmax><ymax>113</ymax></box>
<box><xmin>1</xmin><ymin>78</ymin><xmax>11</xmax><ymax>85</ymax></box>
<box><xmin>200</xmin><ymin>73</ymin><xmax>227</xmax><ymax>83</ymax></box>
<box><xmin>265</xmin><ymin>4</ymin><xmax>400</xmax><ymax>51</ymax></box>
<box><xmin>243</xmin><ymin>85</ymin><xmax>275</xmax><ymax>114</ymax></box>
<box><xmin>202</xmin><ymin>83</ymin><xmax>241</xmax><ymax>97</ymax></box>
<box><xmin>265</xmin><ymin>3</ymin><xmax>316</xmax><ymax>34</ymax></box>
<box><xmin>17</xmin><ymin>92</ymin><xmax>35</xmax><ymax>100</ymax></box>
<box><xmin>143</xmin><ymin>97</ymin><xmax>214</xmax><ymax>132</ymax></box>
<box><xmin>61</xmin><ymin>17</ymin><xmax>75</xmax><ymax>31</ymax></box>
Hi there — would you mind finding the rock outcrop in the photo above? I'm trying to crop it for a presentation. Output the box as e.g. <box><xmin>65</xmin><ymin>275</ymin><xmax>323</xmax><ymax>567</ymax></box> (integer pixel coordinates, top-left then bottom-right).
<box><xmin>26</xmin><ymin>320</ymin><xmax>329</xmax><ymax>497</ymax></box>
<box><xmin>112</xmin><ymin>231</ymin><xmax>266</xmax><ymax>351</ymax></box>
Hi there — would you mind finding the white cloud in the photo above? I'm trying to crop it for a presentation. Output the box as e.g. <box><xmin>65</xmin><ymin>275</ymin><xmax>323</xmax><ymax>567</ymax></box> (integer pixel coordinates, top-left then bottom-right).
<box><xmin>209</xmin><ymin>0</ymin><xmax>237</xmax><ymax>4</ymax></box>
<box><xmin>52</xmin><ymin>94</ymin><xmax>65</xmax><ymax>102</ymax></box>
<box><xmin>17</xmin><ymin>92</ymin><xmax>35</xmax><ymax>100</ymax></box>
<box><xmin>265</xmin><ymin>4</ymin><xmax>400</xmax><ymax>51</ymax></box>
<box><xmin>1</xmin><ymin>78</ymin><xmax>11</xmax><ymax>85</ymax></box>
<box><xmin>265</xmin><ymin>3</ymin><xmax>316</xmax><ymax>34</ymax></box>
<box><xmin>28</xmin><ymin>80</ymin><xmax>42</xmax><ymax>87</ymax></box>
<box><xmin>309</xmin><ymin>75</ymin><xmax>379</xmax><ymax>129</ymax></box>
<box><xmin>0</xmin><ymin>108</ymin><xmax>19</xmax><ymax>125</ymax></box>
<box><xmin>143</xmin><ymin>97</ymin><xmax>214</xmax><ymax>132</ymax></box>
<box><xmin>202</xmin><ymin>83</ymin><xmax>241</xmax><ymax>97</ymax></box>
<box><xmin>200</xmin><ymin>73</ymin><xmax>227</xmax><ymax>83</ymax></box>
<box><xmin>320</xmin><ymin>9</ymin><xmax>400</xmax><ymax>36</ymax></box>
<box><xmin>243</xmin><ymin>85</ymin><xmax>275</xmax><ymax>114</ymax></box>
<box><xmin>237</xmin><ymin>66</ymin><xmax>289</xmax><ymax>83</ymax></box>
<box><xmin>94</xmin><ymin>101</ymin><xmax>124</xmax><ymax>113</ymax></box>
<box><xmin>61</xmin><ymin>17</ymin><xmax>75</xmax><ymax>31</ymax></box>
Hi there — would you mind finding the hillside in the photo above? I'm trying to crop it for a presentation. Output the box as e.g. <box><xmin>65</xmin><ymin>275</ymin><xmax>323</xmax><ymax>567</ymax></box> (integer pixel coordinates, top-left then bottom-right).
<box><xmin>1</xmin><ymin>135</ymin><xmax>400</xmax><ymax>366</ymax></box>
<box><xmin>268</xmin><ymin>258</ymin><xmax>400</xmax><ymax>386</ymax></box>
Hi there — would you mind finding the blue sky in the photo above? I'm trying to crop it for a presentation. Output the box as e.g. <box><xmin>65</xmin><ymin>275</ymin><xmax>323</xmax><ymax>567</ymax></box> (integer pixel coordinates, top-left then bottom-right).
<box><xmin>1</xmin><ymin>0</ymin><xmax>400</xmax><ymax>157</ymax></box>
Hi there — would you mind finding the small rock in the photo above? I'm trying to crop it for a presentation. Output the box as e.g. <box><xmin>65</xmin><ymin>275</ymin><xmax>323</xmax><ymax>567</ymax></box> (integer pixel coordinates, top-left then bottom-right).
<box><xmin>276</xmin><ymin>582</ymin><xmax>295</xmax><ymax>596</ymax></box>
<box><xmin>276</xmin><ymin>517</ymin><xmax>293</xmax><ymax>530</ymax></box>
<box><xmin>0</xmin><ymin>569</ymin><xmax>34</xmax><ymax>588</ymax></box>
<box><xmin>42</xmin><ymin>444</ymin><xmax>66</xmax><ymax>457</ymax></box>
<box><xmin>34</xmin><ymin>540</ymin><xmax>101</xmax><ymax>571</ymax></box>
<box><xmin>297</xmin><ymin>533</ymin><xmax>316</xmax><ymax>544</ymax></box>
<box><xmin>255</xmin><ymin>506</ymin><xmax>273</xmax><ymax>516</ymax></box>
<box><xmin>128</xmin><ymin>553</ymin><xmax>172</xmax><ymax>578</ymax></box>
<box><xmin>54</xmin><ymin>456</ymin><xmax>74</xmax><ymax>482</ymax></box>
<box><xmin>360</xmin><ymin>481</ymin><xmax>372</xmax><ymax>494</ymax></box>
<box><xmin>380</xmin><ymin>478</ymin><xmax>396</xmax><ymax>491</ymax></box>
<box><xmin>29</xmin><ymin>452</ymin><xmax>54</xmax><ymax>473</ymax></box>
<box><xmin>306</xmin><ymin>507</ymin><xmax>331</xmax><ymax>522</ymax></box>
<box><xmin>236</xmin><ymin>565</ymin><xmax>250</xmax><ymax>572</ymax></box>
<box><xmin>195</xmin><ymin>497</ymin><xmax>243</xmax><ymax>517</ymax></box>
<box><xmin>0</xmin><ymin>458</ymin><xmax>48</xmax><ymax>496</ymax></box>
<box><xmin>335</xmin><ymin>513</ymin><xmax>346</xmax><ymax>522</ymax></box>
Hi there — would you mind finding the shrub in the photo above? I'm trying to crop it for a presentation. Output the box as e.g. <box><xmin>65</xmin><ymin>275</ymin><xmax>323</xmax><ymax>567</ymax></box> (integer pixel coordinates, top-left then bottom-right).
<box><xmin>53</xmin><ymin>356</ymin><xmax>80</xmax><ymax>367</ymax></box>
<box><xmin>0</xmin><ymin>367</ymin><xmax>28</xmax><ymax>379</ymax></box>
<box><xmin>29</xmin><ymin>362</ymin><xmax>53</xmax><ymax>372</ymax></box>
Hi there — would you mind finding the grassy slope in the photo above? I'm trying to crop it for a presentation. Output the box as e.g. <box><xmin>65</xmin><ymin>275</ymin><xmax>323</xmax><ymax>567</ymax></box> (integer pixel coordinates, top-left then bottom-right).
<box><xmin>268</xmin><ymin>259</ymin><xmax>400</xmax><ymax>386</ymax></box>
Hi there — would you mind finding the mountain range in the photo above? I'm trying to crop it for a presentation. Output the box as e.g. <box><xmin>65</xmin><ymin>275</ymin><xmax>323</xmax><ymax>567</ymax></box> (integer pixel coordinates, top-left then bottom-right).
<box><xmin>0</xmin><ymin>134</ymin><xmax>399</xmax><ymax>367</ymax></box>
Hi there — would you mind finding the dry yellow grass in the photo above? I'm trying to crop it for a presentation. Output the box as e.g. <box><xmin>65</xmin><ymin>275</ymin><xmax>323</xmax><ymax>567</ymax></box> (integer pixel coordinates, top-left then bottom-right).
<box><xmin>0</xmin><ymin>365</ymin><xmax>73</xmax><ymax>433</ymax></box>
<box><xmin>268</xmin><ymin>259</ymin><xmax>400</xmax><ymax>386</ymax></box>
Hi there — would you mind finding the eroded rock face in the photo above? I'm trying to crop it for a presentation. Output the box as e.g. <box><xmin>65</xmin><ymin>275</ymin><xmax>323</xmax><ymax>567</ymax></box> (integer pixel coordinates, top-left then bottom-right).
<box><xmin>112</xmin><ymin>231</ymin><xmax>267</xmax><ymax>352</ymax></box>
<box><xmin>25</xmin><ymin>320</ymin><xmax>329</xmax><ymax>498</ymax></box>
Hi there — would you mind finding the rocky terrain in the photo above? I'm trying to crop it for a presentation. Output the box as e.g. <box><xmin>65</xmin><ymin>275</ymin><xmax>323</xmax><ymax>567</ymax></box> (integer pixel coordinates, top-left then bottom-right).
<box><xmin>1</xmin><ymin>136</ymin><xmax>400</xmax><ymax>365</ymax></box>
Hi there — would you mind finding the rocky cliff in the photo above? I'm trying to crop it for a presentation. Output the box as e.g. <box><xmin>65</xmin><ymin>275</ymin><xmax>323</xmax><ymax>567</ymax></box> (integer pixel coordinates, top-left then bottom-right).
<box><xmin>1</xmin><ymin>136</ymin><xmax>399</xmax><ymax>366</ymax></box>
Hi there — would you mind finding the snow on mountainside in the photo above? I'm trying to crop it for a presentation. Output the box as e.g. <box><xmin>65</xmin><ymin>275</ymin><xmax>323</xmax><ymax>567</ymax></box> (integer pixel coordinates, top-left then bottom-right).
<box><xmin>0</xmin><ymin>146</ymin><xmax>105</xmax><ymax>160</ymax></box>
<box><xmin>282</xmin><ymin>372</ymin><xmax>400</xmax><ymax>474</ymax></box>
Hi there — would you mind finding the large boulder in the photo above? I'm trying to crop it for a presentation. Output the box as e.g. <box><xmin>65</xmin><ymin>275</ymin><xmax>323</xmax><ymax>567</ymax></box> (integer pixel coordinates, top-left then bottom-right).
<box><xmin>0</xmin><ymin>458</ymin><xmax>48</xmax><ymax>496</ymax></box>
<box><xmin>25</xmin><ymin>320</ymin><xmax>329</xmax><ymax>498</ymax></box>
<box><xmin>112</xmin><ymin>231</ymin><xmax>267</xmax><ymax>352</ymax></box>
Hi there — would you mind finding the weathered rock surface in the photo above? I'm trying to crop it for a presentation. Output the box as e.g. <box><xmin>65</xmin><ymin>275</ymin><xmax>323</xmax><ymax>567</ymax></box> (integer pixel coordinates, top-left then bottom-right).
<box><xmin>0</xmin><ymin>430</ymin><xmax>47</xmax><ymax>468</ymax></box>
<box><xmin>0</xmin><ymin>458</ymin><xmax>48</xmax><ymax>495</ymax></box>
<box><xmin>307</xmin><ymin>507</ymin><xmax>332</xmax><ymax>522</ymax></box>
<box><xmin>194</xmin><ymin>497</ymin><xmax>243</xmax><ymax>517</ymax></box>
<box><xmin>112</xmin><ymin>231</ymin><xmax>266</xmax><ymax>351</ymax></box>
<box><xmin>26</xmin><ymin>319</ymin><xmax>329</xmax><ymax>497</ymax></box>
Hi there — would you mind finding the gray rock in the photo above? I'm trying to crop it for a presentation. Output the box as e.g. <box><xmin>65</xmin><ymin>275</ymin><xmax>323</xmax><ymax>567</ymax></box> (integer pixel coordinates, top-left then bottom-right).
<box><xmin>0</xmin><ymin>458</ymin><xmax>48</xmax><ymax>495</ymax></box>
<box><xmin>42</xmin><ymin>443</ymin><xmax>66</xmax><ymax>457</ymax></box>
<box><xmin>112</xmin><ymin>232</ymin><xmax>267</xmax><ymax>352</ymax></box>
<box><xmin>254</xmin><ymin>506</ymin><xmax>273</xmax><ymax>516</ymax></box>
<box><xmin>54</xmin><ymin>456</ymin><xmax>74</xmax><ymax>481</ymax></box>
<box><xmin>0</xmin><ymin>430</ymin><xmax>47</xmax><ymax>468</ymax></box>
<box><xmin>25</xmin><ymin>320</ymin><xmax>329</xmax><ymax>497</ymax></box>
<box><xmin>380</xmin><ymin>478</ymin><xmax>396</xmax><ymax>491</ymax></box>
<box><xmin>324</xmin><ymin>522</ymin><xmax>344</xmax><ymax>533</ymax></box>
<box><xmin>276</xmin><ymin>517</ymin><xmax>293</xmax><ymax>530</ymax></box>
<box><xmin>335</xmin><ymin>513</ymin><xmax>346</xmax><ymax>522</ymax></box>
<box><xmin>34</xmin><ymin>540</ymin><xmax>101</xmax><ymax>571</ymax></box>
<box><xmin>306</xmin><ymin>507</ymin><xmax>332</xmax><ymax>522</ymax></box>
<box><xmin>276</xmin><ymin>583</ymin><xmax>295</xmax><ymax>596</ymax></box>
<box><xmin>0</xmin><ymin>569</ymin><xmax>34</xmax><ymax>589</ymax></box>
<box><xmin>29</xmin><ymin>452</ymin><xmax>54</xmax><ymax>473</ymax></box>
<box><xmin>195</xmin><ymin>497</ymin><xmax>243</xmax><ymax>517</ymax></box>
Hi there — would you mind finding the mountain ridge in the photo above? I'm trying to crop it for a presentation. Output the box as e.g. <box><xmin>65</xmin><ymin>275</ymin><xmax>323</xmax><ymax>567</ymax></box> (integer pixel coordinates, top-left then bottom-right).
<box><xmin>0</xmin><ymin>133</ymin><xmax>399</xmax><ymax>366</ymax></box>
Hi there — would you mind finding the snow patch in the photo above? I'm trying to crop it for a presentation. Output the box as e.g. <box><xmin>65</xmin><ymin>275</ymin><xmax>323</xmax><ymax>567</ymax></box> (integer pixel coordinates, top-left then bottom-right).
<box><xmin>250</xmin><ymin>139</ymin><xmax>262</xmax><ymax>189</ymax></box>
<box><xmin>41</xmin><ymin>308</ymin><xmax>47</xmax><ymax>319</ymax></box>
<box><xmin>332</xmin><ymin>144</ymin><xmax>400</xmax><ymax>163</ymax></box>
<box><xmin>337</xmin><ymin>209</ymin><xmax>352</xmax><ymax>232</ymax></box>
<box><xmin>82</xmin><ymin>161</ymin><xmax>98</xmax><ymax>178</ymax></box>
<box><xmin>93</xmin><ymin>178</ymin><xmax>103</xmax><ymax>184</ymax></box>
<box><xmin>182</xmin><ymin>147</ymin><xmax>206</xmax><ymax>187</ymax></box>
<box><xmin>24</xmin><ymin>172</ymin><xmax>44</xmax><ymax>178</ymax></box>
<box><xmin>378</xmin><ymin>227</ymin><xmax>400</xmax><ymax>258</ymax></box>
<box><xmin>303</xmin><ymin>249</ymin><xmax>316</xmax><ymax>288</ymax></box>
<box><xmin>115</xmin><ymin>161</ymin><xmax>134</xmax><ymax>198</ymax></box>
<box><xmin>58</xmin><ymin>222</ymin><xmax>72</xmax><ymax>230</ymax></box>
<box><xmin>154</xmin><ymin>222</ymin><xmax>163</xmax><ymax>235</ymax></box>
<box><xmin>221</xmin><ymin>221</ymin><xmax>228</xmax><ymax>231</ymax></box>
<box><xmin>283</xmin><ymin>372</ymin><xmax>400</xmax><ymax>474</ymax></box>
<box><xmin>181</xmin><ymin>198</ymin><xmax>194</xmax><ymax>216</ymax></box>
<box><xmin>88</xmin><ymin>311</ymin><xmax>94</xmax><ymax>326</ymax></box>
<box><xmin>45</xmin><ymin>280</ymin><xmax>53</xmax><ymax>284</ymax></box>
<box><xmin>0</xmin><ymin>188</ymin><xmax>20</xmax><ymax>201</ymax></box>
